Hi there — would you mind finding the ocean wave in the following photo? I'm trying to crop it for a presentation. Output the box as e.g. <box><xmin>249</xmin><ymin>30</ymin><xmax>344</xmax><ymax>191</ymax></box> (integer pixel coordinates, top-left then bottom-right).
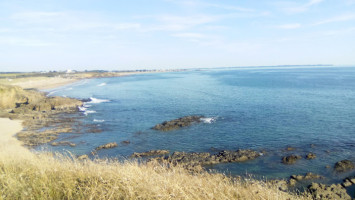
<box><xmin>88</xmin><ymin>97</ymin><xmax>110</xmax><ymax>104</ymax></box>
<box><xmin>78</xmin><ymin>103</ymin><xmax>92</xmax><ymax>112</ymax></box>
<box><xmin>78</xmin><ymin>106</ymin><xmax>87</xmax><ymax>112</ymax></box>
<box><xmin>97</xmin><ymin>83</ymin><xmax>106</xmax><ymax>87</ymax></box>
<box><xmin>93</xmin><ymin>119</ymin><xmax>105</xmax><ymax>122</ymax></box>
<box><xmin>201</xmin><ymin>117</ymin><xmax>217</xmax><ymax>124</ymax></box>
<box><xmin>84</xmin><ymin>110</ymin><xmax>96</xmax><ymax>116</ymax></box>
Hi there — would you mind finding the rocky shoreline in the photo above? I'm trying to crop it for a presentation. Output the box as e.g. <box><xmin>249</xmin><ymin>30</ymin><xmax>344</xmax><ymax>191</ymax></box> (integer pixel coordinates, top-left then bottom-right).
<box><xmin>0</xmin><ymin>84</ymin><xmax>84</xmax><ymax>146</ymax></box>
<box><xmin>1</xmin><ymin>84</ymin><xmax>355</xmax><ymax>199</ymax></box>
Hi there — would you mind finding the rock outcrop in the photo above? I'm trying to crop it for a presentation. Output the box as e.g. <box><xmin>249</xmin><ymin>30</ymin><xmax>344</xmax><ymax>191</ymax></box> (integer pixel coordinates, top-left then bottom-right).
<box><xmin>290</xmin><ymin>173</ymin><xmax>324</xmax><ymax>181</ymax></box>
<box><xmin>306</xmin><ymin>153</ymin><xmax>316</xmax><ymax>160</ymax></box>
<box><xmin>95</xmin><ymin>142</ymin><xmax>118</xmax><ymax>151</ymax></box>
<box><xmin>0</xmin><ymin>84</ymin><xmax>83</xmax><ymax>146</ymax></box>
<box><xmin>281</xmin><ymin>155</ymin><xmax>302</xmax><ymax>164</ymax></box>
<box><xmin>150</xmin><ymin>149</ymin><xmax>261</xmax><ymax>167</ymax></box>
<box><xmin>340</xmin><ymin>176</ymin><xmax>355</xmax><ymax>188</ymax></box>
<box><xmin>51</xmin><ymin>141</ymin><xmax>76</xmax><ymax>147</ymax></box>
<box><xmin>334</xmin><ymin>160</ymin><xmax>354</xmax><ymax>172</ymax></box>
<box><xmin>308</xmin><ymin>183</ymin><xmax>351</xmax><ymax>200</ymax></box>
<box><xmin>152</xmin><ymin>116</ymin><xmax>204</xmax><ymax>131</ymax></box>
<box><xmin>131</xmin><ymin>150</ymin><xmax>170</xmax><ymax>158</ymax></box>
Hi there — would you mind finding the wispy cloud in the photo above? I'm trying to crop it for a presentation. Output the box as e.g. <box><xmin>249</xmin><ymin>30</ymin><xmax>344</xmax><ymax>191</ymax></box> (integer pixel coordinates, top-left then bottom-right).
<box><xmin>172</xmin><ymin>32</ymin><xmax>207</xmax><ymax>39</ymax></box>
<box><xmin>313</xmin><ymin>14</ymin><xmax>355</xmax><ymax>25</ymax></box>
<box><xmin>322</xmin><ymin>27</ymin><xmax>355</xmax><ymax>36</ymax></box>
<box><xmin>165</xmin><ymin>0</ymin><xmax>254</xmax><ymax>12</ymax></box>
<box><xmin>11</xmin><ymin>11</ymin><xmax>141</xmax><ymax>32</ymax></box>
<box><xmin>280</xmin><ymin>0</ymin><xmax>324</xmax><ymax>14</ymax></box>
<box><xmin>0</xmin><ymin>36</ymin><xmax>54</xmax><ymax>46</ymax></box>
<box><xmin>141</xmin><ymin>14</ymin><xmax>222</xmax><ymax>32</ymax></box>
<box><xmin>276</xmin><ymin>23</ymin><xmax>302</xmax><ymax>29</ymax></box>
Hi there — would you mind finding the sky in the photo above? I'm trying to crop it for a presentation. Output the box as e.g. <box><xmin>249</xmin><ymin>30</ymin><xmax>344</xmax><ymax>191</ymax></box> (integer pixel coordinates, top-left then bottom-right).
<box><xmin>0</xmin><ymin>0</ymin><xmax>354</xmax><ymax>71</ymax></box>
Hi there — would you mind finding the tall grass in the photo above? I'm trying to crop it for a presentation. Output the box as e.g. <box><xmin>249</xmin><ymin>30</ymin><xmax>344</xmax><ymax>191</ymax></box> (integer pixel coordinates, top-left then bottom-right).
<box><xmin>0</xmin><ymin>150</ymin><xmax>311</xmax><ymax>199</ymax></box>
<box><xmin>0</xmin><ymin>119</ymin><xmax>310</xmax><ymax>200</ymax></box>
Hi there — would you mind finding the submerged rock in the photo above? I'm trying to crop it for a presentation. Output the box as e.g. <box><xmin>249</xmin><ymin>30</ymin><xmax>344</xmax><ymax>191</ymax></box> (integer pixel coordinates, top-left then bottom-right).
<box><xmin>95</xmin><ymin>142</ymin><xmax>118</xmax><ymax>151</ymax></box>
<box><xmin>290</xmin><ymin>172</ymin><xmax>324</xmax><ymax>181</ymax></box>
<box><xmin>121</xmin><ymin>140</ymin><xmax>130</xmax><ymax>144</ymax></box>
<box><xmin>285</xmin><ymin>146</ymin><xmax>295</xmax><ymax>151</ymax></box>
<box><xmin>306</xmin><ymin>153</ymin><xmax>316</xmax><ymax>160</ymax></box>
<box><xmin>308</xmin><ymin>183</ymin><xmax>351</xmax><ymax>200</ymax></box>
<box><xmin>152</xmin><ymin>115</ymin><xmax>204</xmax><ymax>131</ymax></box>
<box><xmin>281</xmin><ymin>155</ymin><xmax>302</xmax><ymax>164</ymax></box>
<box><xmin>334</xmin><ymin>160</ymin><xmax>355</xmax><ymax>172</ymax></box>
<box><xmin>131</xmin><ymin>150</ymin><xmax>170</xmax><ymax>158</ymax></box>
<box><xmin>51</xmin><ymin>141</ymin><xmax>76</xmax><ymax>147</ymax></box>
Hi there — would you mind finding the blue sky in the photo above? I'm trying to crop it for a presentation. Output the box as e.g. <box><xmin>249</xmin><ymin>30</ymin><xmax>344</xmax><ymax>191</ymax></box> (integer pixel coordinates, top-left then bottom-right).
<box><xmin>0</xmin><ymin>0</ymin><xmax>354</xmax><ymax>71</ymax></box>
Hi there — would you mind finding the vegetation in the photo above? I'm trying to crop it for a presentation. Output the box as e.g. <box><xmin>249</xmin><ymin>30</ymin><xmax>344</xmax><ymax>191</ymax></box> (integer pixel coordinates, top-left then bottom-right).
<box><xmin>0</xmin><ymin>142</ymin><xmax>311</xmax><ymax>199</ymax></box>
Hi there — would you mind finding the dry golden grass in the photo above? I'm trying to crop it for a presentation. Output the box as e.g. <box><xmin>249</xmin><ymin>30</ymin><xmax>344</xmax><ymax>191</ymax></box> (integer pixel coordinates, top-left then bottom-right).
<box><xmin>0</xmin><ymin>151</ymin><xmax>312</xmax><ymax>199</ymax></box>
<box><xmin>0</xmin><ymin>119</ymin><xmax>311</xmax><ymax>200</ymax></box>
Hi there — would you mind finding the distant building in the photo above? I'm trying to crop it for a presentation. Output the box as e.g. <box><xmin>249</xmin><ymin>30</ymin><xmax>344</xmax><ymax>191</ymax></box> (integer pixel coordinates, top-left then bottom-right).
<box><xmin>66</xmin><ymin>69</ymin><xmax>76</xmax><ymax>73</ymax></box>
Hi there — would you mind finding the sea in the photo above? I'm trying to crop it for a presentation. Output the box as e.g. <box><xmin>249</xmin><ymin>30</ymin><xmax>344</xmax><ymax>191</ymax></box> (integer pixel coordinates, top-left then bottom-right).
<box><xmin>40</xmin><ymin>66</ymin><xmax>355</xmax><ymax>185</ymax></box>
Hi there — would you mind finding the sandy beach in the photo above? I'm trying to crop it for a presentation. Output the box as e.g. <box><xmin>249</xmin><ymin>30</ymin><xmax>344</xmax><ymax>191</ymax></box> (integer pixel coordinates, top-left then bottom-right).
<box><xmin>0</xmin><ymin>118</ymin><xmax>33</xmax><ymax>161</ymax></box>
<box><xmin>0</xmin><ymin>118</ymin><xmax>23</xmax><ymax>145</ymax></box>
<box><xmin>12</xmin><ymin>77</ymin><xmax>80</xmax><ymax>90</ymax></box>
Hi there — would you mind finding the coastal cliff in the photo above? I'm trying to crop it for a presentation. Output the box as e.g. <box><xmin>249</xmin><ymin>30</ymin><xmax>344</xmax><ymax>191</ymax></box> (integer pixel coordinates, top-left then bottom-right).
<box><xmin>0</xmin><ymin>84</ymin><xmax>83</xmax><ymax>146</ymax></box>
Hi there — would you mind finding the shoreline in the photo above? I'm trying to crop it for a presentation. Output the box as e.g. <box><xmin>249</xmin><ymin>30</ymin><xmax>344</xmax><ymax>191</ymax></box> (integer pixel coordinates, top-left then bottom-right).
<box><xmin>0</xmin><ymin>72</ymin><xmax>353</xmax><ymax>199</ymax></box>
<box><xmin>0</xmin><ymin>70</ymin><xmax>184</xmax><ymax>91</ymax></box>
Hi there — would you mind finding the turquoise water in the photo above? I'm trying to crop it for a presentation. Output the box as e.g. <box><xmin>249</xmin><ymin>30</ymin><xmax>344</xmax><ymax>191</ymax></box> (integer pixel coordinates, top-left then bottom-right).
<box><xmin>42</xmin><ymin>66</ymin><xmax>355</xmax><ymax>183</ymax></box>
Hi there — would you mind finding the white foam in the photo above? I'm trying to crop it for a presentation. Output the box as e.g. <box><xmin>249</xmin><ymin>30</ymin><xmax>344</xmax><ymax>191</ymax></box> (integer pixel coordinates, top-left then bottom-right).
<box><xmin>84</xmin><ymin>110</ymin><xmax>96</xmax><ymax>116</ymax></box>
<box><xmin>47</xmin><ymin>91</ymin><xmax>57</xmax><ymax>96</ymax></box>
<box><xmin>97</xmin><ymin>83</ymin><xmax>106</xmax><ymax>87</ymax></box>
<box><xmin>88</xmin><ymin>97</ymin><xmax>110</xmax><ymax>104</ymax></box>
<box><xmin>78</xmin><ymin>106</ymin><xmax>87</xmax><ymax>112</ymax></box>
<box><xmin>201</xmin><ymin>117</ymin><xmax>217</xmax><ymax>124</ymax></box>
<box><xmin>93</xmin><ymin>119</ymin><xmax>105</xmax><ymax>122</ymax></box>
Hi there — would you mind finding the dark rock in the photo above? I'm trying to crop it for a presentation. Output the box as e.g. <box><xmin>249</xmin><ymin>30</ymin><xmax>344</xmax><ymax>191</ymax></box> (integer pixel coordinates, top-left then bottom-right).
<box><xmin>308</xmin><ymin>183</ymin><xmax>351</xmax><ymax>200</ymax></box>
<box><xmin>282</xmin><ymin>155</ymin><xmax>302</xmax><ymax>164</ymax></box>
<box><xmin>342</xmin><ymin>179</ymin><xmax>353</xmax><ymax>187</ymax></box>
<box><xmin>121</xmin><ymin>140</ymin><xmax>130</xmax><ymax>144</ymax></box>
<box><xmin>304</xmin><ymin>172</ymin><xmax>324</xmax><ymax>180</ymax></box>
<box><xmin>215</xmin><ymin>150</ymin><xmax>260</xmax><ymax>163</ymax></box>
<box><xmin>95</xmin><ymin>142</ymin><xmax>118</xmax><ymax>151</ymax></box>
<box><xmin>131</xmin><ymin>150</ymin><xmax>170</xmax><ymax>158</ymax></box>
<box><xmin>153</xmin><ymin>149</ymin><xmax>261</xmax><ymax>167</ymax></box>
<box><xmin>291</xmin><ymin>172</ymin><xmax>324</xmax><ymax>181</ymax></box>
<box><xmin>51</xmin><ymin>141</ymin><xmax>76</xmax><ymax>147</ymax></box>
<box><xmin>166</xmin><ymin>152</ymin><xmax>213</xmax><ymax>165</ymax></box>
<box><xmin>306</xmin><ymin>153</ymin><xmax>316</xmax><ymax>159</ymax></box>
<box><xmin>152</xmin><ymin>115</ymin><xmax>204</xmax><ymax>131</ymax></box>
<box><xmin>334</xmin><ymin>160</ymin><xmax>355</xmax><ymax>172</ymax></box>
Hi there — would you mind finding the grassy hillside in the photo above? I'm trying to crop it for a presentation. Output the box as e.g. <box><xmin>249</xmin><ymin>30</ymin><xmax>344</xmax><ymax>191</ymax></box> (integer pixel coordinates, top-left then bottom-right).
<box><xmin>0</xmin><ymin>150</ymin><xmax>310</xmax><ymax>200</ymax></box>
